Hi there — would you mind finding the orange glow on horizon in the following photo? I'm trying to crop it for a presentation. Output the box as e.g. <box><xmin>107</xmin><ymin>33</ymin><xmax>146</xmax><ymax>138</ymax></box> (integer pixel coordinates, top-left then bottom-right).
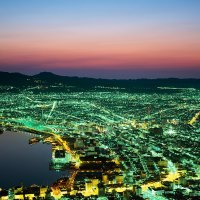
<box><xmin>0</xmin><ymin>24</ymin><xmax>200</xmax><ymax>71</ymax></box>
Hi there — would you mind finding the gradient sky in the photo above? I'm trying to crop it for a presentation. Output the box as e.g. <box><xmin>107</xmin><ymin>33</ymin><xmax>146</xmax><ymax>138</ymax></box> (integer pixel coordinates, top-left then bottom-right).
<box><xmin>0</xmin><ymin>0</ymin><xmax>200</xmax><ymax>78</ymax></box>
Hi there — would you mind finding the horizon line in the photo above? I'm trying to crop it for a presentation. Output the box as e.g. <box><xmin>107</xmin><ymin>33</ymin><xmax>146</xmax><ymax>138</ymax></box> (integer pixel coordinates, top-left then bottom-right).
<box><xmin>1</xmin><ymin>70</ymin><xmax>200</xmax><ymax>80</ymax></box>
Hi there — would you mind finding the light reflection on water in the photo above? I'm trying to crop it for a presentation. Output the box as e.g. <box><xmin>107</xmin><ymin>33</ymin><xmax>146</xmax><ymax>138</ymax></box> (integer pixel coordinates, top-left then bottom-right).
<box><xmin>0</xmin><ymin>131</ymin><xmax>67</xmax><ymax>189</ymax></box>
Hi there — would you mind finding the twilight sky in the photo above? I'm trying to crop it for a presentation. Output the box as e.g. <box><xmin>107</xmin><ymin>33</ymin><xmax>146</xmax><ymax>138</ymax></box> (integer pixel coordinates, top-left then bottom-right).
<box><xmin>0</xmin><ymin>0</ymin><xmax>200</xmax><ymax>78</ymax></box>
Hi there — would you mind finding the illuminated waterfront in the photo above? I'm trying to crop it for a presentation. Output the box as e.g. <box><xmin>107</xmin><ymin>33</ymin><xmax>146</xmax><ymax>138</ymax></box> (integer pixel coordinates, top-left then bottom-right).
<box><xmin>1</xmin><ymin>0</ymin><xmax>200</xmax><ymax>198</ymax></box>
<box><xmin>0</xmin><ymin>80</ymin><xmax>199</xmax><ymax>199</ymax></box>
<box><xmin>0</xmin><ymin>131</ymin><xmax>66</xmax><ymax>189</ymax></box>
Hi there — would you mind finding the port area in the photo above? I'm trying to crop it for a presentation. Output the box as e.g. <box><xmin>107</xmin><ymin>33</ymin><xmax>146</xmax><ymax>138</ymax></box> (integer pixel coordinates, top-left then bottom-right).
<box><xmin>0</xmin><ymin>86</ymin><xmax>200</xmax><ymax>199</ymax></box>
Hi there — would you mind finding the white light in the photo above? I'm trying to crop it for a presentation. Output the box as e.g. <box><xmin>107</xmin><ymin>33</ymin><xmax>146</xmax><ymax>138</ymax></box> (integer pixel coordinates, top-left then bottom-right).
<box><xmin>167</xmin><ymin>127</ymin><xmax>176</xmax><ymax>135</ymax></box>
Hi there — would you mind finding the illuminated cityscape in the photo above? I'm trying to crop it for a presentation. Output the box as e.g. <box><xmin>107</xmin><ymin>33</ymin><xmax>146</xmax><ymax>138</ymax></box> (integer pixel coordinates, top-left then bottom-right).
<box><xmin>0</xmin><ymin>0</ymin><xmax>200</xmax><ymax>199</ymax></box>
<box><xmin>0</xmin><ymin>73</ymin><xmax>199</xmax><ymax>199</ymax></box>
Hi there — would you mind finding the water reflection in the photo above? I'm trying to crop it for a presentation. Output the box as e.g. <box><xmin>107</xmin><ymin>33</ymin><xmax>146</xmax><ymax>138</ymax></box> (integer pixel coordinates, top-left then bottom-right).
<box><xmin>0</xmin><ymin>131</ymin><xmax>66</xmax><ymax>189</ymax></box>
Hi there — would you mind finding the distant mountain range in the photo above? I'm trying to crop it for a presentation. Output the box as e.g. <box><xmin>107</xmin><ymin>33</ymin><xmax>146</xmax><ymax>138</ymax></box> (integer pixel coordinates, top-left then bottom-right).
<box><xmin>0</xmin><ymin>71</ymin><xmax>200</xmax><ymax>90</ymax></box>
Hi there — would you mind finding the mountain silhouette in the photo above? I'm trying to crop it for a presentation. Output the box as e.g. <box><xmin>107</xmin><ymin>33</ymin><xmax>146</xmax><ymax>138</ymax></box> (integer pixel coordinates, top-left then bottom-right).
<box><xmin>0</xmin><ymin>71</ymin><xmax>200</xmax><ymax>90</ymax></box>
